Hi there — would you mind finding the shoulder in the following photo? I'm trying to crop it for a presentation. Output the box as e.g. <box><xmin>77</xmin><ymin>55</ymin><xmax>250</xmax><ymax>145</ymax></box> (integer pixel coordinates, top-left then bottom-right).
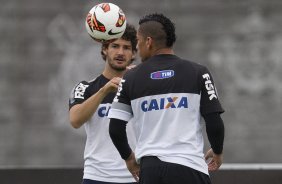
<box><xmin>171</xmin><ymin>58</ymin><xmax>208</xmax><ymax>77</ymax></box>
<box><xmin>75</xmin><ymin>75</ymin><xmax>105</xmax><ymax>87</ymax></box>
<box><xmin>71</xmin><ymin>75</ymin><xmax>102</xmax><ymax>92</ymax></box>
<box><xmin>123</xmin><ymin>64</ymin><xmax>143</xmax><ymax>79</ymax></box>
<box><xmin>72</xmin><ymin>80</ymin><xmax>90</xmax><ymax>91</ymax></box>
<box><xmin>180</xmin><ymin>58</ymin><xmax>207</xmax><ymax>70</ymax></box>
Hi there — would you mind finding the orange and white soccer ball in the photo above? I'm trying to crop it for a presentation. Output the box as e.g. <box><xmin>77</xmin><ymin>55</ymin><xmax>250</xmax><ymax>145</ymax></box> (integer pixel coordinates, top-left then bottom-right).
<box><xmin>85</xmin><ymin>3</ymin><xmax>127</xmax><ymax>42</ymax></box>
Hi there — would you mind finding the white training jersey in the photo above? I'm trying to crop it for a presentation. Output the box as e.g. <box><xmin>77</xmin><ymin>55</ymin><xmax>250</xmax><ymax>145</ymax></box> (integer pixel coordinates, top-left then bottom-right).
<box><xmin>108</xmin><ymin>54</ymin><xmax>224</xmax><ymax>175</ymax></box>
<box><xmin>69</xmin><ymin>75</ymin><xmax>136</xmax><ymax>183</ymax></box>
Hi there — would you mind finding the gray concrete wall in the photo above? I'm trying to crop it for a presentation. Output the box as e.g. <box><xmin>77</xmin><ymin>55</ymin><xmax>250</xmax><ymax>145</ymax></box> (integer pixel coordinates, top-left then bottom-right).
<box><xmin>0</xmin><ymin>0</ymin><xmax>282</xmax><ymax>167</ymax></box>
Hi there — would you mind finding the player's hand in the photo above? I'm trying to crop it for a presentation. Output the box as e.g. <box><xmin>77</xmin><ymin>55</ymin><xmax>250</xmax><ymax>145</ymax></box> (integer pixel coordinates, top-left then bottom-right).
<box><xmin>125</xmin><ymin>152</ymin><xmax>140</xmax><ymax>182</ymax></box>
<box><xmin>205</xmin><ymin>148</ymin><xmax>223</xmax><ymax>171</ymax></box>
<box><xmin>101</xmin><ymin>77</ymin><xmax>121</xmax><ymax>94</ymax></box>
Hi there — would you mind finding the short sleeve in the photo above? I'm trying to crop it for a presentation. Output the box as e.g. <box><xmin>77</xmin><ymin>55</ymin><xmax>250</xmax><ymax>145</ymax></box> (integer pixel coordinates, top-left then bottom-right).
<box><xmin>199</xmin><ymin>67</ymin><xmax>224</xmax><ymax>115</ymax></box>
<box><xmin>69</xmin><ymin>81</ymin><xmax>90</xmax><ymax>110</ymax></box>
<box><xmin>108</xmin><ymin>73</ymin><xmax>133</xmax><ymax>121</ymax></box>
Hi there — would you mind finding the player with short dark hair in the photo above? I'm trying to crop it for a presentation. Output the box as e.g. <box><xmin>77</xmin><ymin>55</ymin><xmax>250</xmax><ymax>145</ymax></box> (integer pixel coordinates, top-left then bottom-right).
<box><xmin>69</xmin><ymin>24</ymin><xmax>138</xmax><ymax>184</ymax></box>
<box><xmin>108</xmin><ymin>13</ymin><xmax>225</xmax><ymax>184</ymax></box>
<box><xmin>101</xmin><ymin>25</ymin><xmax>137</xmax><ymax>62</ymax></box>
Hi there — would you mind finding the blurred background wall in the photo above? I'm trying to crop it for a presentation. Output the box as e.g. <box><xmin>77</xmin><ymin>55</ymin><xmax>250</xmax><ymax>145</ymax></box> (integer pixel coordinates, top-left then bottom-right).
<box><xmin>0</xmin><ymin>0</ymin><xmax>281</xmax><ymax>167</ymax></box>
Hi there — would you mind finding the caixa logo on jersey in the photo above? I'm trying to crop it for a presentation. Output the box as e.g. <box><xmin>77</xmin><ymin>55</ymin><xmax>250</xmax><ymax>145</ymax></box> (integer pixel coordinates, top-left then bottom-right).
<box><xmin>141</xmin><ymin>96</ymin><xmax>188</xmax><ymax>112</ymax></box>
<box><xmin>150</xmin><ymin>70</ymin><xmax>174</xmax><ymax>79</ymax></box>
<box><xmin>98</xmin><ymin>106</ymin><xmax>111</xmax><ymax>117</ymax></box>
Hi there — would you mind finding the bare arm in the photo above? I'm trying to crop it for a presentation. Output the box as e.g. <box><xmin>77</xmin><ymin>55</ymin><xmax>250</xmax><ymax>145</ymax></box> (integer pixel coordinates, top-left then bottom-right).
<box><xmin>69</xmin><ymin>77</ymin><xmax>121</xmax><ymax>128</ymax></box>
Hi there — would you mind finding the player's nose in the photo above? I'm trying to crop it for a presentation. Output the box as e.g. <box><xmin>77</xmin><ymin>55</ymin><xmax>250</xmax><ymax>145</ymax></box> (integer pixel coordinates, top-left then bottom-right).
<box><xmin>117</xmin><ymin>47</ymin><xmax>125</xmax><ymax>55</ymax></box>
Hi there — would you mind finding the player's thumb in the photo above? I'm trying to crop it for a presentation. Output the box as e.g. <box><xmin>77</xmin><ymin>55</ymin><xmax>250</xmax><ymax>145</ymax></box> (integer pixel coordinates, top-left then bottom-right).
<box><xmin>205</xmin><ymin>149</ymin><xmax>212</xmax><ymax>160</ymax></box>
<box><xmin>204</xmin><ymin>153</ymin><xmax>209</xmax><ymax>160</ymax></box>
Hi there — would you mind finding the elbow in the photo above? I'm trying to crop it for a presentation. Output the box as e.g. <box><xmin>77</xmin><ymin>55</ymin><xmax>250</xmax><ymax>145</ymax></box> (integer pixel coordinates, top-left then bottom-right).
<box><xmin>69</xmin><ymin>105</ymin><xmax>85</xmax><ymax>129</ymax></box>
<box><xmin>71</xmin><ymin>122</ymin><xmax>81</xmax><ymax>129</ymax></box>
<box><xmin>69</xmin><ymin>116</ymin><xmax>82</xmax><ymax>129</ymax></box>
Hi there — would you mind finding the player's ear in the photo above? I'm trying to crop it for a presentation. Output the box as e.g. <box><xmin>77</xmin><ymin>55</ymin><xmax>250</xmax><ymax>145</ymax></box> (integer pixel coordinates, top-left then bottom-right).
<box><xmin>131</xmin><ymin>51</ymin><xmax>136</xmax><ymax>61</ymax></box>
<box><xmin>146</xmin><ymin>37</ymin><xmax>153</xmax><ymax>49</ymax></box>
<box><xmin>102</xmin><ymin>48</ymin><xmax>107</xmax><ymax>55</ymax></box>
<box><xmin>101</xmin><ymin>41</ymin><xmax>111</xmax><ymax>55</ymax></box>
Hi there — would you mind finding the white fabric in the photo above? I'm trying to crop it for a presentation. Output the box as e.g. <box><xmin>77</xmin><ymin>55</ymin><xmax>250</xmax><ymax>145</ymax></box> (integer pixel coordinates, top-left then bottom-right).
<box><xmin>108</xmin><ymin>93</ymin><xmax>209</xmax><ymax>175</ymax></box>
<box><xmin>83</xmin><ymin>103</ymin><xmax>136</xmax><ymax>182</ymax></box>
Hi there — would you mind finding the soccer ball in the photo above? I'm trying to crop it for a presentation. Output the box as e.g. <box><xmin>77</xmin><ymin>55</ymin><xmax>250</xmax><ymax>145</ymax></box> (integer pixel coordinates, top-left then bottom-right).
<box><xmin>85</xmin><ymin>3</ymin><xmax>127</xmax><ymax>42</ymax></box>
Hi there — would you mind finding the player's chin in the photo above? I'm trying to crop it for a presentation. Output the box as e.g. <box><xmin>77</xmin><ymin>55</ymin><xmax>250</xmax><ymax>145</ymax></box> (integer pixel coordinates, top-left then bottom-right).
<box><xmin>114</xmin><ymin>61</ymin><xmax>128</xmax><ymax>68</ymax></box>
<box><xmin>112</xmin><ymin>64</ymin><xmax>127</xmax><ymax>71</ymax></box>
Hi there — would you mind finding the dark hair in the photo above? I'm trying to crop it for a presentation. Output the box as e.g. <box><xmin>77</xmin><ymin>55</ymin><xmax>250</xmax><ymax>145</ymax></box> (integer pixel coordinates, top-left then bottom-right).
<box><xmin>139</xmin><ymin>13</ymin><xmax>176</xmax><ymax>47</ymax></box>
<box><xmin>101</xmin><ymin>24</ymin><xmax>137</xmax><ymax>61</ymax></box>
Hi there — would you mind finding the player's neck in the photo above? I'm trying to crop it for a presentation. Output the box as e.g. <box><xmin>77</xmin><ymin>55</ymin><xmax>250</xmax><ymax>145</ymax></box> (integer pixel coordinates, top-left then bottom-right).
<box><xmin>153</xmin><ymin>47</ymin><xmax>174</xmax><ymax>56</ymax></box>
<box><xmin>102</xmin><ymin>68</ymin><xmax>125</xmax><ymax>80</ymax></box>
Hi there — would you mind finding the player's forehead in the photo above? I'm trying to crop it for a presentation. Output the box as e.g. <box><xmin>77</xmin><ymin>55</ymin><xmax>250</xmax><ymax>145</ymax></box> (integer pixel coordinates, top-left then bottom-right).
<box><xmin>136</xmin><ymin>30</ymin><xmax>145</xmax><ymax>41</ymax></box>
<box><xmin>109</xmin><ymin>38</ymin><xmax>132</xmax><ymax>47</ymax></box>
